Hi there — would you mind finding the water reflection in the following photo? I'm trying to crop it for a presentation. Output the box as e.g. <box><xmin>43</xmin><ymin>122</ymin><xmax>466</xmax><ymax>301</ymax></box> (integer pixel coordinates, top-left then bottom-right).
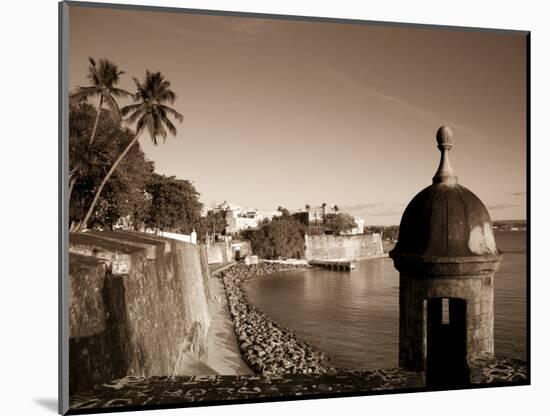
<box><xmin>244</xmin><ymin>231</ymin><xmax>526</xmax><ymax>369</ymax></box>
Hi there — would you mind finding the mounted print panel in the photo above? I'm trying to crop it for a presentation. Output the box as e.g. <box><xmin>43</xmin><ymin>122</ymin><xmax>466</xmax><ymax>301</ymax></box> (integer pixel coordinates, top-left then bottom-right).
<box><xmin>59</xmin><ymin>1</ymin><xmax>529</xmax><ymax>414</ymax></box>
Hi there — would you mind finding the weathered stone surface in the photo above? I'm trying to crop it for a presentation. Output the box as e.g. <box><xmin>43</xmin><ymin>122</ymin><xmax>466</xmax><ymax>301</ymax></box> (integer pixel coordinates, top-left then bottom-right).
<box><xmin>468</xmin><ymin>354</ymin><xmax>528</xmax><ymax>384</ymax></box>
<box><xmin>69</xmin><ymin>369</ymin><xmax>422</xmax><ymax>411</ymax></box>
<box><xmin>390</xmin><ymin>183</ymin><xmax>500</xmax><ymax>260</ymax></box>
<box><xmin>398</xmin><ymin>273</ymin><xmax>495</xmax><ymax>371</ymax></box>
<box><xmin>68</xmin><ymin>232</ymin><xmax>212</xmax><ymax>395</ymax></box>
<box><xmin>207</xmin><ymin>240</ymin><xmax>232</xmax><ymax>264</ymax></box>
<box><xmin>305</xmin><ymin>234</ymin><xmax>384</xmax><ymax>261</ymax></box>
<box><xmin>69</xmin><ymin>355</ymin><xmax>526</xmax><ymax>412</ymax></box>
<box><xmin>69</xmin><ymin>254</ymin><xmax>108</xmax><ymax>338</ymax></box>
<box><xmin>390</xmin><ymin>127</ymin><xmax>509</xmax><ymax>387</ymax></box>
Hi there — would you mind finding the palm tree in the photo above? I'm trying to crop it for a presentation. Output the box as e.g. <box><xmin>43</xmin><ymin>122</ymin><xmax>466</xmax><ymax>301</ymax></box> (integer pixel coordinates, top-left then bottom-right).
<box><xmin>76</xmin><ymin>71</ymin><xmax>184</xmax><ymax>231</ymax></box>
<box><xmin>71</xmin><ymin>57</ymin><xmax>131</xmax><ymax>145</ymax></box>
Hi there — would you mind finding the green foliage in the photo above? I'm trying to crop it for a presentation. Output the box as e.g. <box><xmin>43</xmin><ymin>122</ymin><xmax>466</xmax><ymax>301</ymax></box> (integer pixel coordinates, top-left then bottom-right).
<box><xmin>144</xmin><ymin>174</ymin><xmax>202</xmax><ymax>233</ymax></box>
<box><xmin>71</xmin><ymin>57</ymin><xmax>131</xmax><ymax>128</ymax></box>
<box><xmin>276</xmin><ymin>206</ymin><xmax>291</xmax><ymax>217</ymax></box>
<box><xmin>121</xmin><ymin>71</ymin><xmax>184</xmax><ymax>145</ymax></box>
<box><xmin>323</xmin><ymin>213</ymin><xmax>357</xmax><ymax>235</ymax></box>
<box><xmin>196</xmin><ymin>210</ymin><xmax>227</xmax><ymax>240</ymax></box>
<box><xmin>69</xmin><ymin>101</ymin><xmax>154</xmax><ymax>229</ymax></box>
<box><xmin>71</xmin><ymin>62</ymin><xmax>186</xmax><ymax>231</ymax></box>
<box><xmin>244</xmin><ymin>218</ymin><xmax>306</xmax><ymax>260</ymax></box>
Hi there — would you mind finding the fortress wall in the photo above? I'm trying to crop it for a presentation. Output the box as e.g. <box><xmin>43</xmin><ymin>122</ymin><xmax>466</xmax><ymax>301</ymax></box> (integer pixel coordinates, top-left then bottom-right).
<box><xmin>206</xmin><ymin>240</ymin><xmax>232</xmax><ymax>264</ymax></box>
<box><xmin>305</xmin><ymin>233</ymin><xmax>384</xmax><ymax>261</ymax></box>
<box><xmin>68</xmin><ymin>231</ymin><xmax>212</xmax><ymax>394</ymax></box>
<box><xmin>231</xmin><ymin>240</ymin><xmax>252</xmax><ymax>260</ymax></box>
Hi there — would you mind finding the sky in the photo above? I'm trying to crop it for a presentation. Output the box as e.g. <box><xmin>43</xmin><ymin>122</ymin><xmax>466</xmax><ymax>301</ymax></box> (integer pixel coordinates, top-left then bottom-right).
<box><xmin>69</xmin><ymin>5</ymin><xmax>527</xmax><ymax>225</ymax></box>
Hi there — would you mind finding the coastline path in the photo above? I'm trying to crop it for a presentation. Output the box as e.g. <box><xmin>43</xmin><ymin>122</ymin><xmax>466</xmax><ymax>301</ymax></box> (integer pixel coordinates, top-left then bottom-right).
<box><xmin>204</xmin><ymin>263</ymin><xmax>254</xmax><ymax>375</ymax></box>
<box><xmin>69</xmin><ymin>262</ymin><xmax>527</xmax><ymax>412</ymax></box>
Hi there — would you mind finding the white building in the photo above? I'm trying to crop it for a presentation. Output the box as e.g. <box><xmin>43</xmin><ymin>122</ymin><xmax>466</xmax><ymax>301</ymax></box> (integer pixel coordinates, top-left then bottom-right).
<box><xmin>293</xmin><ymin>203</ymin><xmax>365</xmax><ymax>235</ymax></box>
<box><xmin>216</xmin><ymin>201</ymin><xmax>281</xmax><ymax>235</ymax></box>
<box><xmin>342</xmin><ymin>216</ymin><xmax>365</xmax><ymax>235</ymax></box>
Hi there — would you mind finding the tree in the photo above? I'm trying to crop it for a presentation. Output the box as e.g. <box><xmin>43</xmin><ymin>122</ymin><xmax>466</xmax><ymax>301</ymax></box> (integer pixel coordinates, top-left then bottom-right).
<box><xmin>68</xmin><ymin>98</ymin><xmax>96</xmax><ymax>200</ymax></box>
<box><xmin>244</xmin><ymin>217</ymin><xmax>306</xmax><ymax>259</ymax></box>
<box><xmin>277</xmin><ymin>206</ymin><xmax>291</xmax><ymax>217</ymax></box>
<box><xmin>77</xmin><ymin>71</ymin><xmax>183</xmax><ymax>231</ymax></box>
<box><xmin>197</xmin><ymin>210</ymin><xmax>227</xmax><ymax>240</ymax></box>
<box><xmin>145</xmin><ymin>174</ymin><xmax>202</xmax><ymax>233</ymax></box>
<box><xmin>68</xmin><ymin>101</ymin><xmax>154</xmax><ymax>230</ymax></box>
<box><xmin>323</xmin><ymin>213</ymin><xmax>357</xmax><ymax>235</ymax></box>
<box><xmin>71</xmin><ymin>58</ymin><xmax>131</xmax><ymax>145</ymax></box>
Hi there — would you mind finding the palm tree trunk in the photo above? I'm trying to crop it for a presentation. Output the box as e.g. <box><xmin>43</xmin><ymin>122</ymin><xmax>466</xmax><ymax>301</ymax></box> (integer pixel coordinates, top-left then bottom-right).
<box><xmin>68</xmin><ymin>174</ymin><xmax>77</xmax><ymax>201</ymax></box>
<box><xmin>70</xmin><ymin>220</ymin><xmax>81</xmax><ymax>232</ymax></box>
<box><xmin>77</xmin><ymin>134</ymin><xmax>140</xmax><ymax>231</ymax></box>
<box><xmin>89</xmin><ymin>95</ymin><xmax>104</xmax><ymax>145</ymax></box>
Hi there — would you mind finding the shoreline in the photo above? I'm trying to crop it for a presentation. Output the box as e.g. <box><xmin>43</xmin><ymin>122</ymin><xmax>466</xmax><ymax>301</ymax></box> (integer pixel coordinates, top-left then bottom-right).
<box><xmin>219</xmin><ymin>262</ymin><xmax>336</xmax><ymax>375</ymax></box>
<box><xmin>204</xmin><ymin>269</ymin><xmax>254</xmax><ymax>375</ymax></box>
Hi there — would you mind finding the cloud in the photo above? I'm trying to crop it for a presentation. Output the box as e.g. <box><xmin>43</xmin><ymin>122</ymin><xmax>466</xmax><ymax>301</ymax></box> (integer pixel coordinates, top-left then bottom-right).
<box><xmin>343</xmin><ymin>202</ymin><xmax>405</xmax><ymax>211</ymax></box>
<box><xmin>342</xmin><ymin>202</ymin><xmax>386</xmax><ymax>211</ymax></box>
<box><xmin>341</xmin><ymin>202</ymin><xmax>405</xmax><ymax>220</ymax></box>
<box><xmin>328</xmin><ymin>68</ymin><xmax>477</xmax><ymax>138</ymax></box>
<box><xmin>370</xmin><ymin>210</ymin><xmax>404</xmax><ymax>217</ymax></box>
<box><xmin>487</xmin><ymin>203</ymin><xmax>518</xmax><ymax>210</ymax></box>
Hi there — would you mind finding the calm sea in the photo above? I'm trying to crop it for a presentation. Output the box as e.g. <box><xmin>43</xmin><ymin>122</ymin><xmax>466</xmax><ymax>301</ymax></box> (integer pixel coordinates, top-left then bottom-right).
<box><xmin>244</xmin><ymin>231</ymin><xmax>527</xmax><ymax>370</ymax></box>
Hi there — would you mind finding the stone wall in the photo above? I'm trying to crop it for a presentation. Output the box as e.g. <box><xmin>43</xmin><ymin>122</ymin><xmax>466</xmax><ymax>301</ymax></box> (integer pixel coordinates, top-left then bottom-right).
<box><xmin>68</xmin><ymin>231</ymin><xmax>212</xmax><ymax>394</ymax></box>
<box><xmin>157</xmin><ymin>230</ymin><xmax>197</xmax><ymax>244</ymax></box>
<box><xmin>231</xmin><ymin>240</ymin><xmax>252</xmax><ymax>260</ymax></box>
<box><xmin>304</xmin><ymin>233</ymin><xmax>384</xmax><ymax>261</ymax></box>
<box><xmin>399</xmin><ymin>273</ymin><xmax>494</xmax><ymax>371</ymax></box>
<box><xmin>206</xmin><ymin>240</ymin><xmax>232</xmax><ymax>264</ymax></box>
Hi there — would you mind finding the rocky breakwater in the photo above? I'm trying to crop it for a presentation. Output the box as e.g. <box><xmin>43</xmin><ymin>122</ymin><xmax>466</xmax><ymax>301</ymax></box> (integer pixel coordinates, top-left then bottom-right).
<box><xmin>220</xmin><ymin>263</ymin><xmax>335</xmax><ymax>375</ymax></box>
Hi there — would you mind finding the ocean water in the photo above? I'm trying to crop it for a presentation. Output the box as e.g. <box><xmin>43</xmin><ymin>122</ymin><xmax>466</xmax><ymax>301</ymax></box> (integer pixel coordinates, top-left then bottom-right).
<box><xmin>244</xmin><ymin>231</ymin><xmax>527</xmax><ymax>370</ymax></box>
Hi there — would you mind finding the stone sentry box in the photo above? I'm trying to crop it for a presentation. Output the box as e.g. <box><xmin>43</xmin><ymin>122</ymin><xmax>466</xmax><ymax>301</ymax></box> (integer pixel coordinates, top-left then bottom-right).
<box><xmin>390</xmin><ymin>126</ymin><xmax>502</xmax><ymax>388</ymax></box>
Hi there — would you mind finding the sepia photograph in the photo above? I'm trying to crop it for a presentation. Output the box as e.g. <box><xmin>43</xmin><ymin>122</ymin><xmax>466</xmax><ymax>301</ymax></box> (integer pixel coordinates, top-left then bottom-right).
<box><xmin>60</xmin><ymin>1</ymin><xmax>529</xmax><ymax>414</ymax></box>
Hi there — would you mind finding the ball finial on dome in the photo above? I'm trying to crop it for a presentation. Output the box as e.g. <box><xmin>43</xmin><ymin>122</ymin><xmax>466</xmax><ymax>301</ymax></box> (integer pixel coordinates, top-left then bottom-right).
<box><xmin>433</xmin><ymin>125</ymin><xmax>457</xmax><ymax>185</ymax></box>
<box><xmin>436</xmin><ymin>125</ymin><xmax>453</xmax><ymax>145</ymax></box>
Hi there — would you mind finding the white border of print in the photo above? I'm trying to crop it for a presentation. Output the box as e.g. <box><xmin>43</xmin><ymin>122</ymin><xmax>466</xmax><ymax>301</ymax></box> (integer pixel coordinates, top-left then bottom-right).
<box><xmin>1</xmin><ymin>0</ymin><xmax>546</xmax><ymax>415</ymax></box>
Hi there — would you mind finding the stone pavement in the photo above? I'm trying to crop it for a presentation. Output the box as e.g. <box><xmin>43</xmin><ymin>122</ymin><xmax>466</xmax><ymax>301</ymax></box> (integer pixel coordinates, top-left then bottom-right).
<box><xmin>69</xmin><ymin>368</ymin><xmax>420</xmax><ymax>412</ymax></box>
<box><xmin>469</xmin><ymin>354</ymin><xmax>528</xmax><ymax>384</ymax></box>
<box><xmin>69</xmin><ymin>355</ymin><xmax>526</xmax><ymax>413</ymax></box>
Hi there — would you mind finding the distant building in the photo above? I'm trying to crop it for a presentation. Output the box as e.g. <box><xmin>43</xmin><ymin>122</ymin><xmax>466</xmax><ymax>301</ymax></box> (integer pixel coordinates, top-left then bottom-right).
<box><xmin>292</xmin><ymin>203</ymin><xmax>365</xmax><ymax>235</ymax></box>
<box><xmin>199</xmin><ymin>206</ymin><xmax>209</xmax><ymax>218</ymax></box>
<box><xmin>342</xmin><ymin>216</ymin><xmax>365</xmax><ymax>235</ymax></box>
<box><xmin>216</xmin><ymin>201</ymin><xmax>281</xmax><ymax>235</ymax></box>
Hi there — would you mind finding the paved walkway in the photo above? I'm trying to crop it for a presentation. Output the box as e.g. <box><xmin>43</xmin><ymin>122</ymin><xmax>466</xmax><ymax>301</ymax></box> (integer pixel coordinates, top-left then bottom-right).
<box><xmin>204</xmin><ymin>274</ymin><xmax>253</xmax><ymax>375</ymax></box>
<box><xmin>69</xmin><ymin>368</ymin><xmax>421</xmax><ymax>411</ymax></box>
<box><xmin>69</xmin><ymin>355</ymin><xmax>526</xmax><ymax>412</ymax></box>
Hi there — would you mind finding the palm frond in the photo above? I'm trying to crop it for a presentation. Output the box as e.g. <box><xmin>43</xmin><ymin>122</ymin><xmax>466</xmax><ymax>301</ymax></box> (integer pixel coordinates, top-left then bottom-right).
<box><xmin>126</xmin><ymin>107</ymin><xmax>146</xmax><ymax>124</ymax></box>
<box><xmin>158</xmin><ymin>104</ymin><xmax>184</xmax><ymax>122</ymax></box>
<box><xmin>71</xmin><ymin>86</ymin><xmax>99</xmax><ymax>100</ymax></box>
<box><xmin>156</xmin><ymin>89</ymin><xmax>176</xmax><ymax>104</ymax></box>
<box><xmin>146</xmin><ymin>117</ymin><xmax>158</xmax><ymax>145</ymax></box>
<box><xmin>110</xmin><ymin>87</ymin><xmax>132</xmax><ymax>98</ymax></box>
<box><xmin>158</xmin><ymin>110</ymin><xmax>177</xmax><ymax>136</ymax></box>
<box><xmin>104</xmin><ymin>94</ymin><xmax>122</xmax><ymax>124</ymax></box>
<box><xmin>129</xmin><ymin>70</ymin><xmax>184</xmax><ymax>144</ymax></box>
<box><xmin>135</xmin><ymin>114</ymin><xmax>149</xmax><ymax>137</ymax></box>
<box><xmin>121</xmin><ymin>102</ymin><xmax>144</xmax><ymax>118</ymax></box>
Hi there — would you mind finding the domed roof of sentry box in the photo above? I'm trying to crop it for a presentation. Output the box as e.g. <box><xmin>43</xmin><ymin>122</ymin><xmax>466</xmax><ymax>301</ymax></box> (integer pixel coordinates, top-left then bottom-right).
<box><xmin>389</xmin><ymin>126</ymin><xmax>502</xmax><ymax>275</ymax></box>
